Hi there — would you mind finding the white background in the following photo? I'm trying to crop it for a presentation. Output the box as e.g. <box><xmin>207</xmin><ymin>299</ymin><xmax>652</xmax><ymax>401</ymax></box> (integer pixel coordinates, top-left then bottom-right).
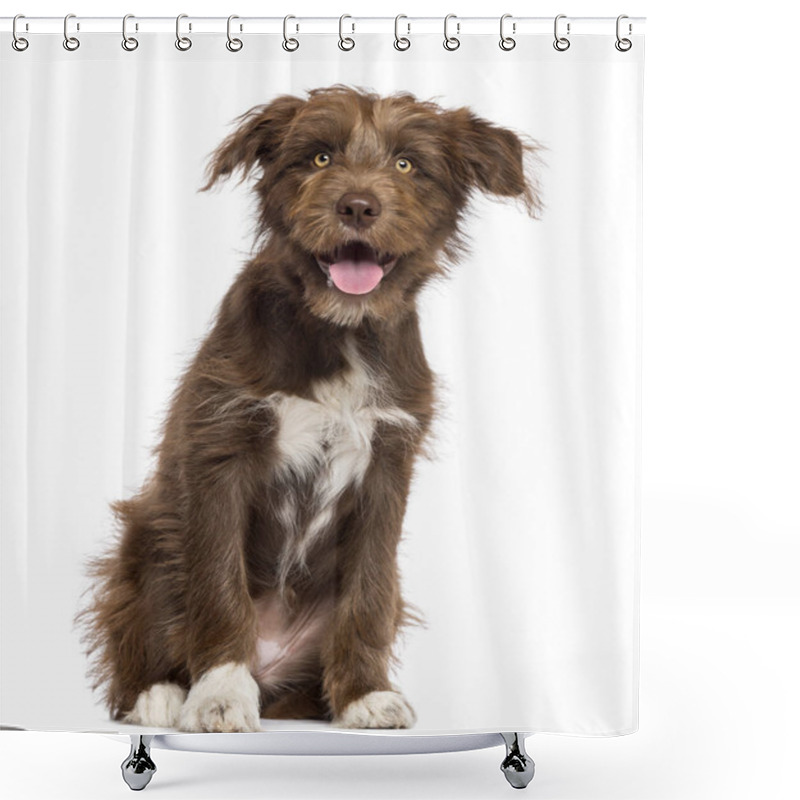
<box><xmin>2</xmin><ymin>0</ymin><xmax>798</xmax><ymax>798</ymax></box>
<box><xmin>1</xmin><ymin>14</ymin><xmax>641</xmax><ymax>734</ymax></box>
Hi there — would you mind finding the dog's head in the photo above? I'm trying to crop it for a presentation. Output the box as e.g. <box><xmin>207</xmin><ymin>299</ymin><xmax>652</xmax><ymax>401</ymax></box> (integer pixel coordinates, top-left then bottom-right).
<box><xmin>204</xmin><ymin>86</ymin><xmax>541</xmax><ymax>327</ymax></box>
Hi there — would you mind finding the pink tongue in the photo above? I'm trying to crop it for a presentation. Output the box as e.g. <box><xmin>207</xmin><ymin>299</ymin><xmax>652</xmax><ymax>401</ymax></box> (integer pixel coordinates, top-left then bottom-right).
<box><xmin>329</xmin><ymin>260</ymin><xmax>384</xmax><ymax>295</ymax></box>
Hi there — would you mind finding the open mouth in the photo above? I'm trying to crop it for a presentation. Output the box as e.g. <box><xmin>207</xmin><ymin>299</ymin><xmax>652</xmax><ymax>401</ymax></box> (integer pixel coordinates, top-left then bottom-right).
<box><xmin>316</xmin><ymin>242</ymin><xmax>397</xmax><ymax>296</ymax></box>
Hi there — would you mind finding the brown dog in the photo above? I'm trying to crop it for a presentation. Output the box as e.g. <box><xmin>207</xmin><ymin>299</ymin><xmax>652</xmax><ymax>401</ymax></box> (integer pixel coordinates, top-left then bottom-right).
<box><xmin>78</xmin><ymin>86</ymin><xmax>540</xmax><ymax>732</ymax></box>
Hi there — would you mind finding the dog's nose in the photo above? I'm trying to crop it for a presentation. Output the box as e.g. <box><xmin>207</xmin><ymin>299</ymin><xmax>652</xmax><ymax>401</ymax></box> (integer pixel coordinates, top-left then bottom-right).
<box><xmin>336</xmin><ymin>192</ymin><xmax>382</xmax><ymax>229</ymax></box>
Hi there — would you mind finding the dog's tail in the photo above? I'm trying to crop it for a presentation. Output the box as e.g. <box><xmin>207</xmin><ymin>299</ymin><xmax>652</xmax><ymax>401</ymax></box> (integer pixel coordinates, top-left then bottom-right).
<box><xmin>74</xmin><ymin>497</ymin><xmax>188</xmax><ymax>720</ymax></box>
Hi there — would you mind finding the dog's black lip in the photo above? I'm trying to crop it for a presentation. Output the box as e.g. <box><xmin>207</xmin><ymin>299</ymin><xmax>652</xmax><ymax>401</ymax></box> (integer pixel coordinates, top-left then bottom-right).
<box><xmin>317</xmin><ymin>241</ymin><xmax>396</xmax><ymax>267</ymax></box>
<box><xmin>315</xmin><ymin>241</ymin><xmax>398</xmax><ymax>278</ymax></box>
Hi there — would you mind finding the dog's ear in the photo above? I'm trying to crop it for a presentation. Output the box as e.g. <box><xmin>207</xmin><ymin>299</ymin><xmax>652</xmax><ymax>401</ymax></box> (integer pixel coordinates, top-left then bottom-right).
<box><xmin>202</xmin><ymin>95</ymin><xmax>306</xmax><ymax>190</ymax></box>
<box><xmin>445</xmin><ymin>108</ymin><xmax>542</xmax><ymax>217</ymax></box>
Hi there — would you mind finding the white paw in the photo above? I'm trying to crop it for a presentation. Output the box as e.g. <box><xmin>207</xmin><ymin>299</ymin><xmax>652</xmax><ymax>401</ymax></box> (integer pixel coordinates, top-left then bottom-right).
<box><xmin>334</xmin><ymin>690</ymin><xmax>417</xmax><ymax>729</ymax></box>
<box><xmin>123</xmin><ymin>683</ymin><xmax>187</xmax><ymax>728</ymax></box>
<box><xmin>177</xmin><ymin>662</ymin><xmax>262</xmax><ymax>733</ymax></box>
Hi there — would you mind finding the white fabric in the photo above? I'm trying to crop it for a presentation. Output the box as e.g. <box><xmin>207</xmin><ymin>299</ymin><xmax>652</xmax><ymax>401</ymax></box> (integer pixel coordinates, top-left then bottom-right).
<box><xmin>0</xmin><ymin>31</ymin><xmax>643</xmax><ymax>734</ymax></box>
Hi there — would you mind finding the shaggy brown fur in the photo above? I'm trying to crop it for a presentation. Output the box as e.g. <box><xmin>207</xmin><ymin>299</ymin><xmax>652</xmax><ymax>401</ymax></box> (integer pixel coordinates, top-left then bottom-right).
<box><xmin>77</xmin><ymin>85</ymin><xmax>540</xmax><ymax>731</ymax></box>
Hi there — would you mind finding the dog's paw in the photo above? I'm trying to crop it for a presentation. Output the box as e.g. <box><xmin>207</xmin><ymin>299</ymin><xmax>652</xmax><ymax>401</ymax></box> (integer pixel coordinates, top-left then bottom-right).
<box><xmin>177</xmin><ymin>662</ymin><xmax>262</xmax><ymax>733</ymax></box>
<box><xmin>123</xmin><ymin>682</ymin><xmax>187</xmax><ymax>728</ymax></box>
<box><xmin>334</xmin><ymin>690</ymin><xmax>417</xmax><ymax>729</ymax></box>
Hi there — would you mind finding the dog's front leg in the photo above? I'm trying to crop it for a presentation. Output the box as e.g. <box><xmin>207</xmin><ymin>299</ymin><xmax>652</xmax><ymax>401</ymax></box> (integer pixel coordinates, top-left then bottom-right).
<box><xmin>176</xmin><ymin>455</ymin><xmax>262</xmax><ymax>733</ymax></box>
<box><xmin>323</xmin><ymin>430</ymin><xmax>418</xmax><ymax>729</ymax></box>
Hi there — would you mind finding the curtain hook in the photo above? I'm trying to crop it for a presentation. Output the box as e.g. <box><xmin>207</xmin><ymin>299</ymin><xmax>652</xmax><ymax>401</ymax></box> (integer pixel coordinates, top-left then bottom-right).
<box><xmin>499</xmin><ymin>14</ymin><xmax>516</xmax><ymax>51</ymax></box>
<box><xmin>175</xmin><ymin>14</ymin><xmax>192</xmax><ymax>51</ymax></box>
<box><xmin>394</xmin><ymin>14</ymin><xmax>410</xmax><ymax>51</ymax></box>
<box><xmin>615</xmin><ymin>15</ymin><xmax>632</xmax><ymax>51</ymax></box>
<box><xmin>338</xmin><ymin>14</ymin><xmax>355</xmax><ymax>51</ymax></box>
<box><xmin>63</xmin><ymin>13</ymin><xmax>80</xmax><ymax>51</ymax></box>
<box><xmin>443</xmin><ymin>14</ymin><xmax>460</xmax><ymax>51</ymax></box>
<box><xmin>122</xmin><ymin>14</ymin><xmax>139</xmax><ymax>51</ymax></box>
<box><xmin>12</xmin><ymin>14</ymin><xmax>29</xmax><ymax>51</ymax></box>
<box><xmin>283</xmin><ymin>15</ymin><xmax>299</xmax><ymax>51</ymax></box>
<box><xmin>553</xmin><ymin>14</ymin><xmax>570</xmax><ymax>52</ymax></box>
<box><xmin>226</xmin><ymin>15</ymin><xmax>243</xmax><ymax>52</ymax></box>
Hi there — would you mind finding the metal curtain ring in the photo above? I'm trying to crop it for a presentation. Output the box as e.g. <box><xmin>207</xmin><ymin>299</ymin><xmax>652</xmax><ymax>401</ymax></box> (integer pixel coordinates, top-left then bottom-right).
<box><xmin>338</xmin><ymin>14</ymin><xmax>355</xmax><ymax>51</ymax></box>
<box><xmin>443</xmin><ymin>14</ymin><xmax>460</xmax><ymax>51</ymax></box>
<box><xmin>122</xmin><ymin>14</ymin><xmax>139</xmax><ymax>51</ymax></box>
<box><xmin>283</xmin><ymin>15</ymin><xmax>299</xmax><ymax>51</ymax></box>
<box><xmin>553</xmin><ymin>14</ymin><xmax>570</xmax><ymax>51</ymax></box>
<box><xmin>226</xmin><ymin>15</ymin><xmax>243</xmax><ymax>51</ymax></box>
<box><xmin>394</xmin><ymin>15</ymin><xmax>410</xmax><ymax>51</ymax></box>
<box><xmin>175</xmin><ymin>14</ymin><xmax>192</xmax><ymax>51</ymax></box>
<box><xmin>12</xmin><ymin>14</ymin><xmax>29</xmax><ymax>51</ymax></box>
<box><xmin>499</xmin><ymin>14</ymin><xmax>516</xmax><ymax>51</ymax></box>
<box><xmin>615</xmin><ymin>14</ymin><xmax>632</xmax><ymax>51</ymax></box>
<box><xmin>63</xmin><ymin>13</ymin><xmax>80</xmax><ymax>51</ymax></box>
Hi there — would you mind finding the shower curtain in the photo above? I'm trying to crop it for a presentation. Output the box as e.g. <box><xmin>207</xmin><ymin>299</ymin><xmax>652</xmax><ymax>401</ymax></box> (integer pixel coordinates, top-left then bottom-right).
<box><xmin>0</xmin><ymin>17</ymin><xmax>643</xmax><ymax>736</ymax></box>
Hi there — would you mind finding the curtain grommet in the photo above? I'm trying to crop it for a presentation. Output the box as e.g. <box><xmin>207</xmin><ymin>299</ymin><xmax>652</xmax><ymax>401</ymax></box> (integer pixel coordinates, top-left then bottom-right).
<box><xmin>394</xmin><ymin>15</ymin><xmax>411</xmax><ymax>51</ymax></box>
<box><xmin>282</xmin><ymin>15</ymin><xmax>299</xmax><ymax>52</ymax></box>
<box><xmin>443</xmin><ymin>14</ymin><xmax>460</xmax><ymax>51</ymax></box>
<box><xmin>121</xmin><ymin>14</ymin><xmax>139</xmax><ymax>51</ymax></box>
<box><xmin>338</xmin><ymin>15</ymin><xmax>355</xmax><ymax>51</ymax></box>
<box><xmin>12</xmin><ymin>15</ymin><xmax>29</xmax><ymax>51</ymax></box>
<box><xmin>499</xmin><ymin>14</ymin><xmax>516</xmax><ymax>51</ymax></box>
<box><xmin>553</xmin><ymin>14</ymin><xmax>570</xmax><ymax>52</ymax></box>
<box><xmin>175</xmin><ymin>14</ymin><xmax>192</xmax><ymax>51</ymax></box>
<box><xmin>615</xmin><ymin>15</ymin><xmax>632</xmax><ymax>51</ymax></box>
<box><xmin>226</xmin><ymin>15</ymin><xmax>243</xmax><ymax>52</ymax></box>
<box><xmin>63</xmin><ymin>13</ymin><xmax>80</xmax><ymax>51</ymax></box>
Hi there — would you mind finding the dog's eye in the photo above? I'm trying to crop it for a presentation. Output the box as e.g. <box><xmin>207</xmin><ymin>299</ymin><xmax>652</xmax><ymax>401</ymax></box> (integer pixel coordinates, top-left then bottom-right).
<box><xmin>313</xmin><ymin>153</ymin><xmax>332</xmax><ymax>169</ymax></box>
<box><xmin>395</xmin><ymin>157</ymin><xmax>413</xmax><ymax>174</ymax></box>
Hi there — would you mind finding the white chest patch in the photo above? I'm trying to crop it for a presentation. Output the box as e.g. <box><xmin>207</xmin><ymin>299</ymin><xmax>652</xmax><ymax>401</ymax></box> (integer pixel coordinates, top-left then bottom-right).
<box><xmin>267</xmin><ymin>335</ymin><xmax>417</xmax><ymax>581</ymax></box>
